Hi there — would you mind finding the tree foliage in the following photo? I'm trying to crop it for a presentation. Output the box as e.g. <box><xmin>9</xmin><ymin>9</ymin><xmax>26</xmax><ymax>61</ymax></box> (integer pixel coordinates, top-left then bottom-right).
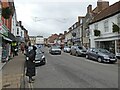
<box><xmin>94</xmin><ymin>30</ymin><xmax>101</xmax><ymax>36</ymax></box>
<box><xmin>112</xmin><ymin>23</ymin><xmax>120</xmax><ymax>33</ymax></box>
<box><xmin>2</xmin><ymin>7</ymin><xmax>12</xmax><ymax>19</ymax></box>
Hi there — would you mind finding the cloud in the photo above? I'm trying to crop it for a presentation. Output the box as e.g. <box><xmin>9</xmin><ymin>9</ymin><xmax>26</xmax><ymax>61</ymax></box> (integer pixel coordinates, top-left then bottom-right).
<box><xmin>14</xmin><ymin>0</ymin><xmax>119</xmax><ymax>38</ymax></box>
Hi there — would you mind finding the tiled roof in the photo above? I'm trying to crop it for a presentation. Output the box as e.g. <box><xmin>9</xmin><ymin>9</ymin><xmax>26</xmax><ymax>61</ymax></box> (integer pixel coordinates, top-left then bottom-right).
<box><xmin>90</xmin><ymin>1</ymin><xmax>120</xmax><ymax>24</ymax></box>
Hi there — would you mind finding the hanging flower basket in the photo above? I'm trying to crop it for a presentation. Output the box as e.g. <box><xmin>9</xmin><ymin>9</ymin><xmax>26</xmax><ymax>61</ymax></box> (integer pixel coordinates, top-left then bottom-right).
<box><xmin>94</xmin><ymin>30</ymin><xmax>101</xmax><ymax>36</ymax></box>
<box><xmin>112</xmin><ymin>23</ymin><xmax>120</xmax><ymax>33</ymax></box>
<box><xmin>2</xmin><ymin>7</ymin><xmax>12</xmax><ymax>19</ymax></box>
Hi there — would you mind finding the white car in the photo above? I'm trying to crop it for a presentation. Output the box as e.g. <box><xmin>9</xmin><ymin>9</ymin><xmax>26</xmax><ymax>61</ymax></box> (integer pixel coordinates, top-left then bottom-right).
<box><xmin>63</xmin><ymin>46</ymin><xmax>71</xmax><ymax>53</ymax></box>
<box><xmin>49</xmin><ymin>46</ymin><xmax>61</xmax><ymax>55</ymax></box>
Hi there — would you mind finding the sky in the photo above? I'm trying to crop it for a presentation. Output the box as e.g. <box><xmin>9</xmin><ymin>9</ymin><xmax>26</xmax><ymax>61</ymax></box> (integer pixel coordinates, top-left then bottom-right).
<box><xmin>14</xmin><ymin>0</ymin><xmax>119</xmax><ymax>38</ymax></box>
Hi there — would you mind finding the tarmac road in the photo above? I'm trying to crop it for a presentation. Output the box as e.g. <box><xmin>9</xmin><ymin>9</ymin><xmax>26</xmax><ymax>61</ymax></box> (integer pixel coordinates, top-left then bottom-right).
<box><xmin>32</xmin><ymin>47</ymin><xmax>118</xmax><ymax>88</ymax></box>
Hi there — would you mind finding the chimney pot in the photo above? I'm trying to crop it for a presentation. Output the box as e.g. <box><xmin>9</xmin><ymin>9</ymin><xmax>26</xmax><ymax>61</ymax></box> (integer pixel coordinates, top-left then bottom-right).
<box><xmin>87</xmin><ymin>5</ymin><xmax>92</xmax><ymax>13</ymax></box>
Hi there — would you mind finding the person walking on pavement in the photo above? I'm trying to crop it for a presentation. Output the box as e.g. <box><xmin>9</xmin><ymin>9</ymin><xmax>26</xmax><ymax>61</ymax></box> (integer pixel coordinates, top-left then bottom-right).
<box><xmin>26</xmin><ymin>45</ymin><xmax>37</xmax><ymax>83</ymax></box>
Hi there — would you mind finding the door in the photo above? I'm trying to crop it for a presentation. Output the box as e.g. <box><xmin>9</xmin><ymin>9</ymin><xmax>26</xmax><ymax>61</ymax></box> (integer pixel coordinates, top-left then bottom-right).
<box><xmin>90</xmin><ymin>48</ymin><xmax>98</xmax><ymax>60</ymax></box>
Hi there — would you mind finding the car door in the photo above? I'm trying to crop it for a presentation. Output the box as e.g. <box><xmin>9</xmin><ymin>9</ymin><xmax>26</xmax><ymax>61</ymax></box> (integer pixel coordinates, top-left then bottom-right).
<box><xmin>91</xmin><ymin>48</ymin><xmax>98</xmax><ymax>60</ymax></box>
<box><xmin>73</xmin><ymin>46</ymin><xmax>77</xmax><ymax>55</ymax></box>
<box><xmin>89</xmin><ymin>48</ymin><xmax>96</xmax><ymax>59</ymax></box>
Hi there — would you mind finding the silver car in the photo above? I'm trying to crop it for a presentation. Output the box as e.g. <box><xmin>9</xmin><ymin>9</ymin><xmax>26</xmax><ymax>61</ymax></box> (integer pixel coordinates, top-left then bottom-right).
<box><xmin>63</xmin><ymin>46</ymin><xmax>71</xmax><ymax>53</ymax></box>
<box><xmin>49</xmin><ymin>46</ymin><xmax>61</xmax><ymax>55</ymax></box>
<box><xmin>70</xmin><ymin>45</ymin><xmax>86</xmax><ymax>56</ymax></box>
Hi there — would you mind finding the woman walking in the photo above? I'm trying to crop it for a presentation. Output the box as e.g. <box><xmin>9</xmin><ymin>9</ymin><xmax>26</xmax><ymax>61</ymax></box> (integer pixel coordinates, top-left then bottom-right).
<box><xmin>26</xmin><ymin>45</ymin><xmax>37</xmax><ymax>83</ymax></box>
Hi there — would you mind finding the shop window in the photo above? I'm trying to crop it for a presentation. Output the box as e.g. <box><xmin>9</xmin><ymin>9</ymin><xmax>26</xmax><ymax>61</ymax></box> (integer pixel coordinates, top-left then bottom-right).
<box><xmin>21</xmin><ymin>31</ymin><xmax>22</xmax><ymax>37</ymax></box>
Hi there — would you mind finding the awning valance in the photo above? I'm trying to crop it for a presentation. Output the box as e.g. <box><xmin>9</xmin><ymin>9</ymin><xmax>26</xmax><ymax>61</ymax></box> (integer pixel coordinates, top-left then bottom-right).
<box><xmin>2</xmin><ymin>35</ymin><xmax>12</xmax><ymax>42</ymax></box>
<box><xmin>8</xmin><ymin>31</ymin><xmax>16</xmax><ymax>41</ymax></box>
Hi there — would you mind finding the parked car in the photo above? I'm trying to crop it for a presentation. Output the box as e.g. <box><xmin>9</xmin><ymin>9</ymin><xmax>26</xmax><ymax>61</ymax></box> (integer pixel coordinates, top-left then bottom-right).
<box><xmin>63</xmin><ymin>46</ymin><xmax>71</xmax><ymax>53</ymax></box>
<box><xmin>25</xmin><ymin>47</ymin><xmax>46</xmax><ymax>66</ymax></box>
<box><xmin>116</xmin><ymin>52</ymin><xmax>120</xmax><ymax>59</ymax></box>
<box><xmin>35</xmin><ymin>48</ymin><xmax>46</xmax><ymax>66</ymax></box>
<box><xmin>70</xmin><ymin>45</ymin><xmax>86</xmax><ymax>56</ymax></box>
<box><xmin>56</xmin><ymin>45</ymin><xmax>62</xmax><ymax>49</ymax></box>
<box><xmin>86</xmin><ymin>48</ymin><xmax>117</xmax><ymax>63</ymax></box>
<box><xmin>49</xmin><ymin>46</ymin><xmax>61</xmax><ymax>55</ymax></box>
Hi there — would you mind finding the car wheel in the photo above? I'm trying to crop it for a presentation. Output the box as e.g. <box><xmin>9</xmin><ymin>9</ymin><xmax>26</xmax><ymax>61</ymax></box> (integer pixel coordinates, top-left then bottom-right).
<box><xmin>76</xmin><ymin>52</ymin><xmax>79</xmax><ymax>57</ymax></box>
<box><xmin>43</xmin><ymin>61</ymin><xmax>46</xmax><ymax>65</ymax></box>
<box><xmin>98</xmin><ymin>57</ymin><xmax>102</xmax><ymax>63</ymax></box>
<box><xmin>70</xmin><ymin>51</ymin><xmax>72</xmax><ymax>55</ymax></box>
<box><xmin>86</xmin><ymin>54</ymin><xmax>89</xmax><ymax>59</ymax></box>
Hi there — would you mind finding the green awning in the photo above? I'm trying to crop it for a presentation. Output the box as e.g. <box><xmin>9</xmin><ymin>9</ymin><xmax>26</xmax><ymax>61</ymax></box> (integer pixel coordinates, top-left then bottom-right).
<box><xmin>2</xmin><ymin>35</ymin><xmax>12</xmax><ymax>42</ymax></box>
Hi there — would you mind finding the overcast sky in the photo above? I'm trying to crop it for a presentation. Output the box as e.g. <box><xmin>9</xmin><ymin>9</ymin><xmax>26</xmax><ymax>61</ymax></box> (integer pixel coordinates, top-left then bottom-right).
<box><xmin>14</xmin><ymin>0</ymin><xmax>119</xmax><ymax>38</ymax></box>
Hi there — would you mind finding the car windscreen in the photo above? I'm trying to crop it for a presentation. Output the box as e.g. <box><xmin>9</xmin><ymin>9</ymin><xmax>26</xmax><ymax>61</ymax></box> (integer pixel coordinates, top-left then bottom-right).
<box><xmin>78</xmin><ymin>46</ymin><xmax>86</xmax><ymax>50</ymax></box>
<box><xmin>52</xmin><ymin>46</ymin><xmax>59</xmax><ymax>49</ymax></box>
<box><xmin>64</xmin><ymin>46</ymin><xmax>69</xmax><ymax>48</ymax></box>
<box><xmin>36</xmin><ymin>49</ymin><xmax>42</xmax><ymax>54</ymax></box>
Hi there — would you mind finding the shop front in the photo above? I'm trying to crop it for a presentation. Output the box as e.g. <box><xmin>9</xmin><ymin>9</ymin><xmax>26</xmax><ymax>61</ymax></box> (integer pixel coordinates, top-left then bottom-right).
<box><xmin>1</xmin><ymin>24</ymin><xmax>12</xmax><ymax>63</ymax></box>
<box><xmin>94</xmin><ymin>35</ymin><xmax>120</xmax><ymax>57</ymax></box>
<box><xmin>116</xmin><ymin>40</ymin><xmax>120</xmax><ymax>58</ymax></box>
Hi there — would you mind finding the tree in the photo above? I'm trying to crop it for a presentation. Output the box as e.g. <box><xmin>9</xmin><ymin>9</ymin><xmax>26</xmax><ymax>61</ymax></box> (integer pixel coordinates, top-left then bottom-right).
<box><xmin>112</xmin><ymin>23</ymin><xmax>120</xmax><ymax>33</ymax></box>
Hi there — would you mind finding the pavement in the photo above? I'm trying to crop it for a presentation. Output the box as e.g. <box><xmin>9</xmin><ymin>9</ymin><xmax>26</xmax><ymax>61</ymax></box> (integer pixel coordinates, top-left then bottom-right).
<box><xmin>0</xmin><ymin>52</ymin><xmax>28</xmax><ymax>89</ymax></box>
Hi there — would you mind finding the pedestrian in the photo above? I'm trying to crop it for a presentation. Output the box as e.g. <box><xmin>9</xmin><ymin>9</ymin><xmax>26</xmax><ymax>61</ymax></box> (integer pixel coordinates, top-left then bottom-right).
<box><xmin>26</xmin><ymin>45</ymin><xmax>37</xmax><ymax>83</ymax></box>
<box><xmin>21</xmin><ymin>44</ymin><xmax>24</xmax><ymax>53</ymax></box>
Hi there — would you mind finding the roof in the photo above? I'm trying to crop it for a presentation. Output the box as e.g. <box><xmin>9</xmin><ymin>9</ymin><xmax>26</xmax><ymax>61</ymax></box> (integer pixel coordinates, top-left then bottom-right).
<box><xmin>90</xmin><ymin>1</ymin><xmax>120</xmax><ymax>24</ymax></box>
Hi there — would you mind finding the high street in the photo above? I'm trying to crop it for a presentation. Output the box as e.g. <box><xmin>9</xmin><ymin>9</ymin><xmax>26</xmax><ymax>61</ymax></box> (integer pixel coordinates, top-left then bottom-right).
<box><xmin>32</xmin><ymin>47</ymin><xmax>118</xmax><ymax>88</ymax></box>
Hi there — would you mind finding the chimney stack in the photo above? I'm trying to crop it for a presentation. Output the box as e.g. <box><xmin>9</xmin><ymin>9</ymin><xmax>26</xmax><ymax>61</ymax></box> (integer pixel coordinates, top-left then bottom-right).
<box><xmin>97</xmin><ymin>0</ymin><xmax>109</xmax><ymax>13</ymax></box>
<box><xmin>64</xmin><ymin>31</ymin><xmax>67</xmax><ymax>35</ymax></box>
<box><xmin>78</xmin><ymin>16</ymin><xmax>84</xmax><ymax>24</ymax></box>
<box><xmin>19</xmin><ymin>21</ymin><xmax>22</xmax><ymax>26</ymax></box>
<box><xmin>87</xmin><ymin>5</ymin><xmax>92</xmax><ymax>13</ymax></box>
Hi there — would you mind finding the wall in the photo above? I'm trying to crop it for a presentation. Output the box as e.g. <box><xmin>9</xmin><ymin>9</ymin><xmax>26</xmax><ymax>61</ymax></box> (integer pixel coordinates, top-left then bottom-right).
<box><xmin>89</xmin><ymin>13</ymin><xmax>120</xmax><ymax>54</ymax></box>
<box><xmin>11</xmin><ymin>11</ymin><xmax>17</xmax><ymax>36</ymax></box>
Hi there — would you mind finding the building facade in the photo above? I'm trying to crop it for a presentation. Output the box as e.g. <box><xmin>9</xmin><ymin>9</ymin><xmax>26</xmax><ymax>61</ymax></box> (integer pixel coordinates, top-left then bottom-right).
<box><xmin>64</xmin><ymin>29</ymin><xmax>72</xmax><ymax>47</ymax></box>
<box><xmin>29</xmin><ymin>36</ymin><xmax>36</xmax><ymax>45</ymax></box>
<box><xmin>83</xmin><ymin>1</ymin><xmax>109</xmax><ymax>48</ymax></box>
<box><xmin>89</xmin><ymin>1</ymin><xmax>120</xmax><ymax>57</ymax></box>
<box><xmin>36</xmin><ymin>36</ymin><xmax>44</xmax><ymax>45</ymax></box>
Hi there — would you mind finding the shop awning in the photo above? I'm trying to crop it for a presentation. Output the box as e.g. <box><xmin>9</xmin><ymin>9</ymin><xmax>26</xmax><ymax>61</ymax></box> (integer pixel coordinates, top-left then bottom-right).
<box><xmin>8</xmin><ymin>32</ymin><xmax>16</xmax><ymax>41</ymax></box>
<box><xmin>3</xmin><ymin>35</ymin><xmax>12</xmax><ymax>42</ymax></box>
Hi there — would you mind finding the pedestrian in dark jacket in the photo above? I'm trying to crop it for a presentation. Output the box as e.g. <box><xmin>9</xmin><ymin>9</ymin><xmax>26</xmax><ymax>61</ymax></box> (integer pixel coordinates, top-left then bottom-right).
<box><xmin>26</xmin><ymin>45</ymin><xmax>37</xmax><ymax>83</ymax></box>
